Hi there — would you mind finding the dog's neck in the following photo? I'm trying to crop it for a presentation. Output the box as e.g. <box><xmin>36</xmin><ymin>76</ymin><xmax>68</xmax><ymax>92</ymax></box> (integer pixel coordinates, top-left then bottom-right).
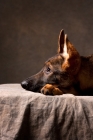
<box><xmin>77</xmin><ymin>55</ymin><xmax>93</xmax><ymax>91</ymax></box>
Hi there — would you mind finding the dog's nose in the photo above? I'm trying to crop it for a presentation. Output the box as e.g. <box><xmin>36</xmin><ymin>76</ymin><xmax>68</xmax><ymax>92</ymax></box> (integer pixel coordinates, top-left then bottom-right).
<box><xmin>21</xmin><ymin>81</ymin><xmax>29</xmax><ymax>90</ymax></box>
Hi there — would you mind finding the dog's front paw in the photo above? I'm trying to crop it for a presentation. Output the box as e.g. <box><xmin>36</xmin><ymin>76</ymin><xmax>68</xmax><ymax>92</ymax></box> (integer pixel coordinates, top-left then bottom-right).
<box><xmin>41</xmin><ymin>84</ymin><xmax>54</xmax><ymax>95</ymax></box>
<box><xmin>41</xmin><ymin>84</ymin><xmax>63</xmax><ymax>96</ymax></box>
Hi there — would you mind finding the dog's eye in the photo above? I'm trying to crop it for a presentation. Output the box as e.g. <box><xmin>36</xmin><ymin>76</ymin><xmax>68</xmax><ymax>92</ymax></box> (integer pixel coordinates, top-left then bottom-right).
<box><xmin>45</xmin><ymin>67</ymin><xmax>51</xmax><ymax>74</ymax></box>
<box><xmin>43</xmin><ymin>66</ymin><xmax>52</xmax><ymax>74</ymax></box>
<box><xmin>46</xmin><ymin>67</ymin><xmax>51</xmax><ymax>72</ymax></box>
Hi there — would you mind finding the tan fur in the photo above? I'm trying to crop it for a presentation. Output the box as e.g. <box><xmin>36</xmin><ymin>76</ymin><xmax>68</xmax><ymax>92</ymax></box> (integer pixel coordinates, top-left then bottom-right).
<box><xmin>41</xmin><ymin>84</ymin><xmax>63</xmax><ymax>95</ymax></box>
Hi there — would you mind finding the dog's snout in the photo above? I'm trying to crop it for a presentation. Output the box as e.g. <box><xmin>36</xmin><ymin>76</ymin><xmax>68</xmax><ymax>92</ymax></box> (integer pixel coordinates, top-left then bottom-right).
<box><xmin>21</xmin><ymin>81</ymin><xmax>29</xmax><ymax>90</ymax></box>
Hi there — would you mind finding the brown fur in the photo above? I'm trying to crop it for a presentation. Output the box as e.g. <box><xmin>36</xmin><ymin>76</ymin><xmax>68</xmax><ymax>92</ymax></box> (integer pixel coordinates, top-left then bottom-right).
<box><xmin>21</xmin><ymin>29</ymin><xmax>93</xmax><ymax>96</ymax></box>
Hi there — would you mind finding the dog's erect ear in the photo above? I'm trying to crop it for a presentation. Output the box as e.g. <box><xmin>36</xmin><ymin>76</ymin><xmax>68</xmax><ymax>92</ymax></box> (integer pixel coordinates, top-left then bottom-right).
<box><xmin>58</xmin><ymin>30</ymin><xmax>69</xmax><ymax>61</ymax></box>
<box><xmin>58</xmin><ymin>29</ymin><xmax>81</xmax><ymax>75</ymax></box>
<box><xmin>58</xmin><ymin>29</ymin><xmax>65</xmax><ymax>53</ymax></box>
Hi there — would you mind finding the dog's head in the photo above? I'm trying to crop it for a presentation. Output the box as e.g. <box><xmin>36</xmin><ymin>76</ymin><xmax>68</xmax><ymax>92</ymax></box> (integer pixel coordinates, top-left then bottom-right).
<box><xmin>21</xmin><ymin>30</ymin><xmax>81</xmax><ymax>92</ymax></box>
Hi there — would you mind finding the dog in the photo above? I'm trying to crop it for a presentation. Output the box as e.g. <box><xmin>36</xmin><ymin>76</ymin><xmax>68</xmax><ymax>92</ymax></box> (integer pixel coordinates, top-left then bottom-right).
<box><xmin>21</xmin><ymin>29</ymin><xmax>93</xmax><ymax>96</ymax></box>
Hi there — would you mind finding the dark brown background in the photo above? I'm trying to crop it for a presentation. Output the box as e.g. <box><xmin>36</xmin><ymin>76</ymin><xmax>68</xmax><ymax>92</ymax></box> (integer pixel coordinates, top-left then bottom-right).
<box><xmin>0</xmin><ymin>0</ymin><xmax>93</xmax><ymax>84</ymax></box>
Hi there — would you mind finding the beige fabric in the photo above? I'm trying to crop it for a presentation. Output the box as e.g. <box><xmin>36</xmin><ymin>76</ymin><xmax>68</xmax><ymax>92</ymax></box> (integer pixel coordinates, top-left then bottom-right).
<box><xmin>0</xmin><ymin>84</ymin><xmax>93</xmax><ymax>140</ymax></box>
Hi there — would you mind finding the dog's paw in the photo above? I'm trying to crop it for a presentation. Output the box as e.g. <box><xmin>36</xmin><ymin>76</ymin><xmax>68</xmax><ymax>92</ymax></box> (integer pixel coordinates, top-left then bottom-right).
<box><xmin>41</xmin><ymin>84</ymin><xmax>63</xmax><ymax>96</ymax></box>
<box><xmin>41</xmin><ymin>84</ymin><xmax>54</xmax><ymax>95</ymax></box>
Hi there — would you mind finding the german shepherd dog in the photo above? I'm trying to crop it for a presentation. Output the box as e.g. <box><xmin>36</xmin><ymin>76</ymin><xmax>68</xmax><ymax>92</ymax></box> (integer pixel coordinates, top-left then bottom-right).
<box><xmin>21</xmin><ymin>30</ymin><xmax>93</xmax><ymax>96</ymax></box>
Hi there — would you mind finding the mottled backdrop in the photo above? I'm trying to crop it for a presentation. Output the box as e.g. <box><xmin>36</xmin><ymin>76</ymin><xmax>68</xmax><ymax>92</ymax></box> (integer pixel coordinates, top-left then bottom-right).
<box><xmin>0</xmin><ymin>0</ymin><xmax>93</xmax><ymax>84</ymax></box>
